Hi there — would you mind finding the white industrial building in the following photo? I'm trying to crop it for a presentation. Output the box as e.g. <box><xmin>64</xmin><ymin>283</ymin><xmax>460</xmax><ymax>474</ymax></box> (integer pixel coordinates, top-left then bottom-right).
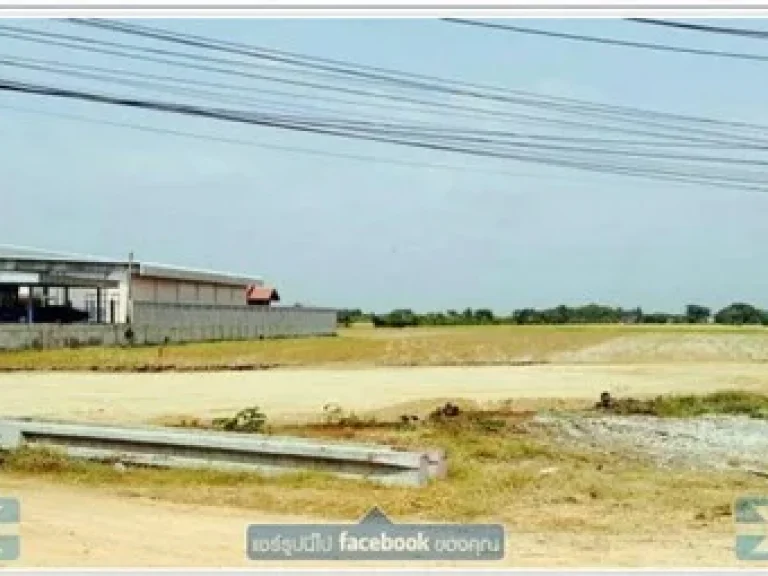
<box><xmin>0</xmin><ymin>245</ymin><xmax>335</xmax><ymax>349</ymax></box>
<box><xmin>97</xmin><ymin>262</ymin><xmax>266</xmax><ymax>324</ymax></box>
<box><xmin>0</xmin><ymin>245</ymin><xmax>264</xmax><ymax>324</ymax></box>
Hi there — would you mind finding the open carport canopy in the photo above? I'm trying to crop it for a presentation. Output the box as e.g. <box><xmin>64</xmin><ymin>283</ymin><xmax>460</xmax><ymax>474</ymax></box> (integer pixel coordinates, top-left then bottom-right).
<box><xmin>0</xmin><ymin>245</ymin><xmax>127</xmax><ymax>289</ymax></box>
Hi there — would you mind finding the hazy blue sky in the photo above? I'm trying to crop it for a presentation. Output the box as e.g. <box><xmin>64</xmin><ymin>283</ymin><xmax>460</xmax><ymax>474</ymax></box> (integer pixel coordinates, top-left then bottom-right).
<box><xmin>1</xmin><ymin>18</ymin><xmax>767</xmax><ymax>313</ymax></box>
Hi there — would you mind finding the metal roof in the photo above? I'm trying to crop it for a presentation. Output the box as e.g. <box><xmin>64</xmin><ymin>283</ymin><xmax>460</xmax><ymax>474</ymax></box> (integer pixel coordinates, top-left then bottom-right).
<box><xmin>138</xmin><ymin>263</ymin><xmax>262</xmax><ymax>288</ymax></box>
<box><xmin>0</xmin><ymin>245</ymin><xmax>262</xmax><ymax>288</ymax></box>
<box><xmin>0</xmin><ymin>244</ymin><xmax>128</xmax><ymax>266</ymax></box>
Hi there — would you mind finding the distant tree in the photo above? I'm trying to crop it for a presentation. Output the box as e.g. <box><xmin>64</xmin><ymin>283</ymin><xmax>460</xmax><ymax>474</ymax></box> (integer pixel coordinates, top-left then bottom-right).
<box><xmin>473</xmin><ymin>308</ymin><xmax>495</xmax><ymax>324</ymax></box>
<box><xmin>336</xmin><ymin>308</ymin><xmax>365</xmax><ymax>327</ymax></box>
<box><xmin>370</xmin><ymin>308</ymin><xmax>419</xmax><ymax>328</ymax></box>
<box><xmin>641</xmin><ymin>313</ymin><xmax>675</xmax><ymax>324</ymax></box>
<box><xmin>512</xmin><ymin>308</ymin><xmax>538</xmax><ymax>325</ymax></box>
<box><xmin>359</xmin><ymin>301</ymin><xmax>767</xmax><ymax>329</ymax></box>
<box><xmin>714</xmin><ymin>302</ymin><xmax>768</xmax><ymax>325</ymax></box>
<box><xmin>552</xmin><ymin>305</ymin><xmax>570</xmax><ymax>324</ymax></box>
<box><xmin>684</xmin><ymin>304</ymin><xmax>711</xmax><ymax>324</ymax></box>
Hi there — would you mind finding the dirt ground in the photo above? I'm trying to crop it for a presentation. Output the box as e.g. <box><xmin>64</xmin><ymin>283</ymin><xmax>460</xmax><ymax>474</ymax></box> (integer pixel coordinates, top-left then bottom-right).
<box><xmin>0</xmin><ymin>477</ymin><xmax>743</xmax><ymax>568</ymax></box>
<box><xmin>551</xmin><ymin>332</ymin><xmax>768</xmax><ymax>363</ymax></box>
<box><xmin>1</xmin><ymin>361</ymin><xmax>766</xmax><ymax>567</ymax></box>
<box><xmin>2</xmin><ymin>363</ymin><xmax>768</xmax><ymax>424</ymax></box>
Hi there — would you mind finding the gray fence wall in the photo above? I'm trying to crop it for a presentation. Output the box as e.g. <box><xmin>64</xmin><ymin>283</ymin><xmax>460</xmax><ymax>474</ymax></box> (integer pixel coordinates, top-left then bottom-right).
<box><xmin>0</xmin><ymin>304</ymin><xmax>337</xmax><ymax>350</ymax></box>
<box><xmin>0</xmin><ymin>324</ymin><xmax>124</xmax><ymax>351</ymax></box>
<box><xmin>131</xmin><ymin>302</ymin><xmax>337</xmax><ymax>342</ymax></box>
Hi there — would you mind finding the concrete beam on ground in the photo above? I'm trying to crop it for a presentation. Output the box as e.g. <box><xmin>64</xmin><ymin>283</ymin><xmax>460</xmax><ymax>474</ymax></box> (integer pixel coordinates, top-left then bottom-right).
<box><xmin>0</xmin><ymin>419</ymin><xmax>445</xmax><ymax>487</ymax></box>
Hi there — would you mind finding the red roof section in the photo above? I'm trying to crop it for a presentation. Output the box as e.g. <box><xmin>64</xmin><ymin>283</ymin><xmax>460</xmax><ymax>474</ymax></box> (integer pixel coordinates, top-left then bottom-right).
<box><xmin>246</xmin><ymin>286</ymin><xmax>280</xmax><ymax>302</ymax></box>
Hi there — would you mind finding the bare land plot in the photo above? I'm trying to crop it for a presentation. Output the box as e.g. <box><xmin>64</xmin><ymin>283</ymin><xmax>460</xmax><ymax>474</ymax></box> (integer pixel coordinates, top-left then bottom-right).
<box><xmin>1</xmin><ymin>326</ymin><xmax>767</xmax><ymax>567</ymax></box>
<box><xmin>1</xmin><ymin>324</ymin><xmax>767</xmax><ymax>370</ymax></box>
<box><xmin>0</xmin><ymin>477</ymin><xmax>742</xmax><ymax>568</ymax></box>
<box><xmin>1</xmin><ymin>402</ymin><xmax>761</xmax><ymax>569</ymax></box>
<box><xmin>2</xmin><ymin>363</ymin><xmax>768</xmax><ymax>424</ymax></box>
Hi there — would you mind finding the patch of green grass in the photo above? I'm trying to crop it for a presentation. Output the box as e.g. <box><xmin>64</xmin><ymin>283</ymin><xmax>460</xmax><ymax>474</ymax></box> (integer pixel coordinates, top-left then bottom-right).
<box><xmin>606</xmin><ymin>390</ymin><xmax>768</xmax><ymax>419</ymax></box>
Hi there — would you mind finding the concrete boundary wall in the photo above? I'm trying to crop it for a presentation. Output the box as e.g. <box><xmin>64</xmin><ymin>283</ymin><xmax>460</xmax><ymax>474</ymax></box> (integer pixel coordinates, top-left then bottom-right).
<box><xmin>0</xmin><ymin>324</ymin><xmax>123</xmax><ymax>350</ymax></box>
<box><xmin>131</xmin><ymin>302</ymin><xmax>337</xmax><ymax>343</ymax></box>
<box><xmin>0</xmin><ymin>304</ymin><xmax>337</xmax><ymax>350</ymax></box>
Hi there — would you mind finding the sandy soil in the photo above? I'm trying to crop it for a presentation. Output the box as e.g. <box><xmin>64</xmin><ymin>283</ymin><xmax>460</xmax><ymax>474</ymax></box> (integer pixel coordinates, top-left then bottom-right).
<box><xmin>0</xmin><ymin>477</ymin><xmax>743</xmax><ymax>568</ymax></box>
<box><xmin>1</xmin><ymin>363</ymin><xmax>767</xmax><ymax>424</ymax></box>
<box><xmin>553</xmin><ymin>333</ymin><xmax>768</xmax><ymax>363</ymax></box>
<box><xmin>0</xmin><ymin>363</ymin><xmax>765</xmax><ymax>567</ymax></box>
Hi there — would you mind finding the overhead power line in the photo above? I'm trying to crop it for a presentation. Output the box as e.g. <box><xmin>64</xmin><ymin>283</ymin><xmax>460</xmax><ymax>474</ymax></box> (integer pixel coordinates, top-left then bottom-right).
<box><xmin>442</xmin><ymin>17</ymin><xmax>768</xmax><ymax>63</ymax></box>
<box><xmin>3</xmin><ymin>77</ymin><xmax>768</xmax><ymax>194</ymax></box>
<box><xmin>3</xmin><ymin>57</ymin><xmax>768</xmax><ymax>167</ymax></box>
<box><xmin>6</xmin><ymin>52</ymin><xmax>768</xmax><ymax>154</ymax></box>
<box><xmin>0</xmin><ymin>103</ymin><xmax>566</xmax><ymax>181</ymax></box>
<box><xmin>0</xmin><ymin>23</ymin><xmax>749</xmax><ymax>154</ymax></box>
<box><xmin>6</xmin><ymin>21</ymin><xmax>768</xmax><ymax>194</ymax></box>
<box><xmin>62</xmin><ymin>19</ymin><xmax>768</xmax><ymax>141</ymax></box>
<box><xmin>6</xmin><ymin>21</ymin><xmax>768</xmax><ymax>157</ymax></box>
<box><xmin>11</xmin><ymin>24</ymin><xmax>678</xmax><ymax>141</ymax></box>
<box><xmin>628</xmin><ymin>18</ymin><xmax>768</xmax><ymax>40</ymax></box>
<box><xmin>7</xmin><ymin>27</ymin><xmax>768</xmax><ymax>152</ymax></box>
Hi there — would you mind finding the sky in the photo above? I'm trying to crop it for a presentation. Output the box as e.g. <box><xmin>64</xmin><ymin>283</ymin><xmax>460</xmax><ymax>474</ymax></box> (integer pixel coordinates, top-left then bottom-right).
<box><xmin>2</xmin><ymin>18</ymin><xmax>768</xmax><ymax>314</ymax></box>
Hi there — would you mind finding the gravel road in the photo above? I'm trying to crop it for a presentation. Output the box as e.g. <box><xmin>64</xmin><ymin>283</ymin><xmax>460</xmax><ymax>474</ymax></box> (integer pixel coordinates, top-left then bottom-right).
<box><xmin>537</xmin><ymin>412</ymin><xmax>768</xmax><ymax>473</ymax></box>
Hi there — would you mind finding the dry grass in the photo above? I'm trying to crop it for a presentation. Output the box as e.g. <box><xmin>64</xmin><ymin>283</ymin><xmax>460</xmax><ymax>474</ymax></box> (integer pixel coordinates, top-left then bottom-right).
<box><xmin>0</xmin><ymin>408</ymin><xmax>756</xmax><ymax>535</ymax></box>
<box><xmin>0</xmin><ymin>323</ymin><xmax>765</xmax><ymax>371</ymax></box>
<box><xmin>600</xmin><ymin>390</ymin><xmax>768</xmax><ymax>419</ymax></box>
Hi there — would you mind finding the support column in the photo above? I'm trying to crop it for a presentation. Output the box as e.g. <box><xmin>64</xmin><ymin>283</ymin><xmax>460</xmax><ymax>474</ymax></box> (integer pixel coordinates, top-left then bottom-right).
<box><xmin>96</xmin><ymin>287</ymin><xmax>102</xmax><ymax>324</ymax></box>
<box><xmin>26</xmin><ymin>286</ymin><xmax>34</xmax><ymax>324</ymax></box>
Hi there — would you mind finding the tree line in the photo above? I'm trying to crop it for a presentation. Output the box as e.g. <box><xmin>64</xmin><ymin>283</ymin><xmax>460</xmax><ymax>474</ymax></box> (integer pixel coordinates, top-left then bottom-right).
<box><xmin>337</xmin><ymin>302</ymin><xmax>768</xmax><ymax>328</ymax></box>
